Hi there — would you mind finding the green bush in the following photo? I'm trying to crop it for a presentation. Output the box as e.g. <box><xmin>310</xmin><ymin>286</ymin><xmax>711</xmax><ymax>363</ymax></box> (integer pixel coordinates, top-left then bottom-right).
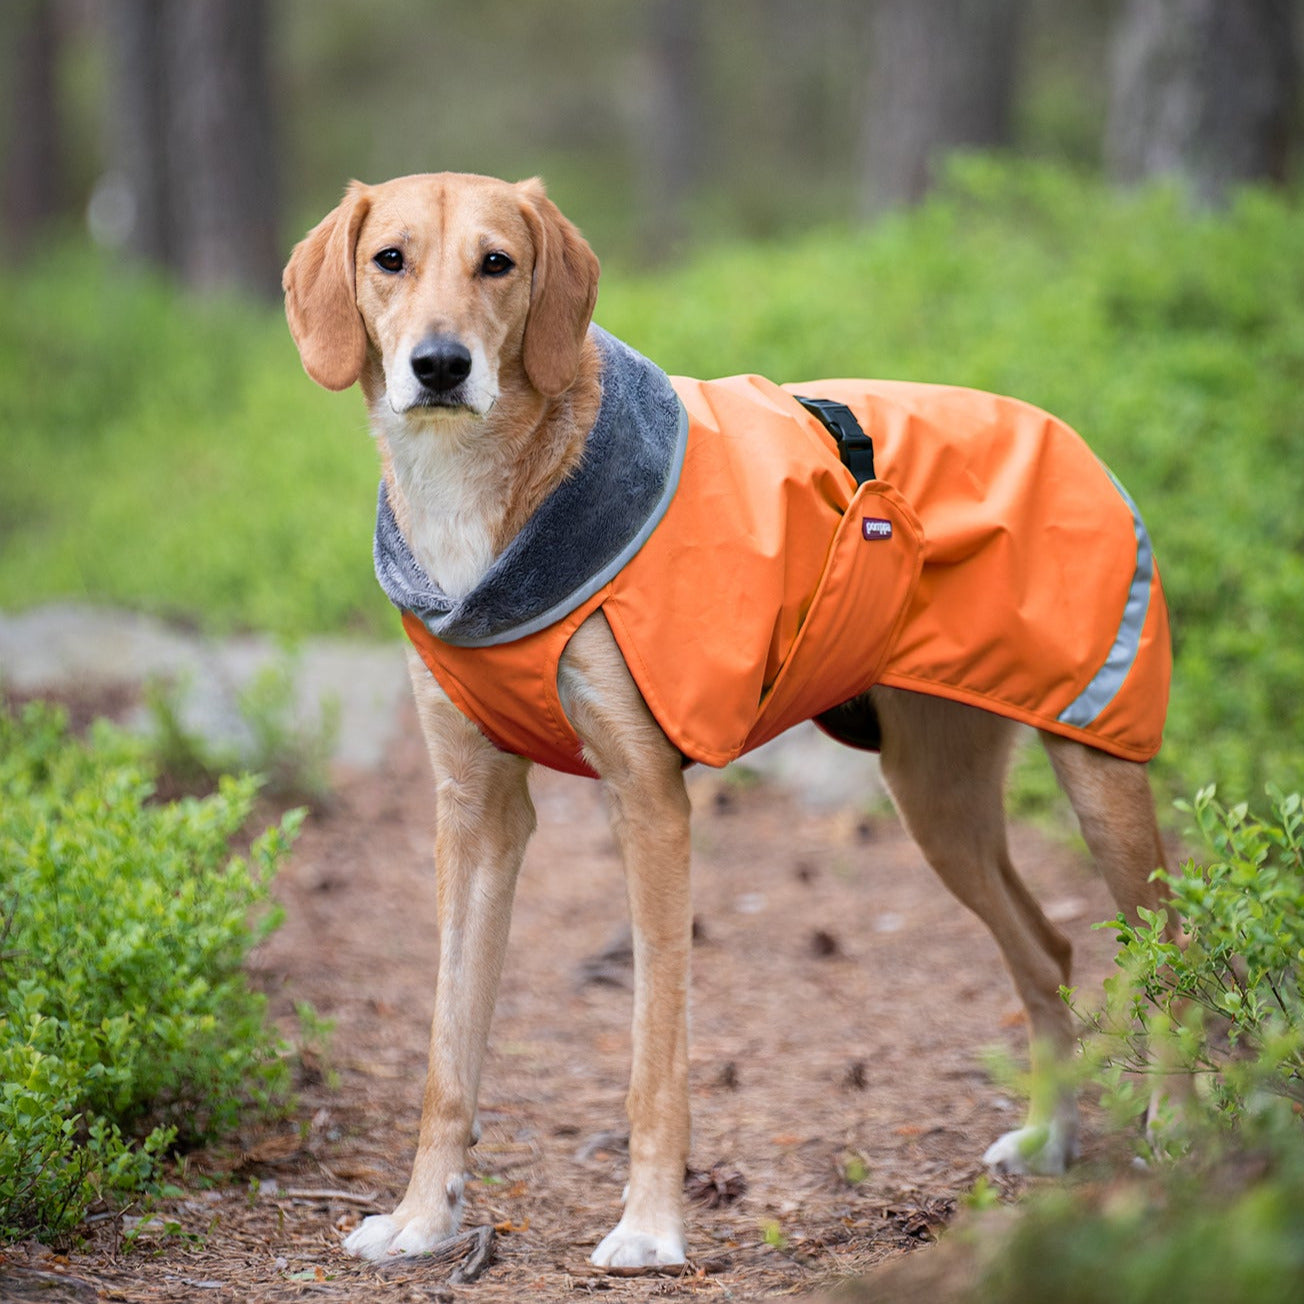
<box><xmin>976</xmin><ymin>1141</ymin><xmax>1304</xmax><ymax>1304</ymax></box>
<box><xmin>1079</xmin><ymin>787</ymin><xmax>1304</xmax><ymax>1132</ymax></box>
<box><xmin>942</xmin><ymin>787</ymin><xmax>1304</xmax><ymax>1304</ymax></box>
<box><xmin>0</xmin><ymin>702</ymin><xmax>302</xmax><ymax>1242</ymax></box>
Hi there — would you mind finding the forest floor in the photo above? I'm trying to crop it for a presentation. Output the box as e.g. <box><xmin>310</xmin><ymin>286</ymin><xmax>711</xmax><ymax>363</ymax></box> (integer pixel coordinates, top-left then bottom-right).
<box><xmin>1</xmin><ymin>671</ymin><xmax>1142</xmax><ymax>1304</ymax></box>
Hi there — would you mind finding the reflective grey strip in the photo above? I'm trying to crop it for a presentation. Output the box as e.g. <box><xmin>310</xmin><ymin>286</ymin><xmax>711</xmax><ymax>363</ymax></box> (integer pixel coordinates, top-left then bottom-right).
<box><xmin>1057</xmin><ymin>472</ymin><xmax>1153</xmax><ymax>729</ymax></box>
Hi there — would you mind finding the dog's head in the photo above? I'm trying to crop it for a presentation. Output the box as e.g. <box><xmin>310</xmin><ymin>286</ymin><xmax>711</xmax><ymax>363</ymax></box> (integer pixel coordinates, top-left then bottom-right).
<box><xmin>283</xmin><ymin>173</ymin><xmax>600</xmax><ymax>414</ymax></box>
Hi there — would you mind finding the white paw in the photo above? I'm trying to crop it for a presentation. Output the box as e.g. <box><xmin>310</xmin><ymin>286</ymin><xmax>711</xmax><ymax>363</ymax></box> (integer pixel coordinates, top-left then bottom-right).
<box><xmin>591</xmin><ymin>1220</ymin><xmax>686</xmax><ymax>1270</ymax></box>
<box><xmin>344</xmin><ymin>1214</ymin><xmax>410</xmax><ymax>1260</ymax></box>
<box><xmin>343</xmin><ymin>1212</ymin><xmax>455</xmax><ymax>1259</ymax></box>
<box><xmin>982</xmin><ymin>1118</ymin><xmax>1080</xmax><ymax>1176</ymax></box>
<box><xmin>343</xmin><ymin>1178</ymin><xmax>465</xmax><ymax>1259</ymax></box>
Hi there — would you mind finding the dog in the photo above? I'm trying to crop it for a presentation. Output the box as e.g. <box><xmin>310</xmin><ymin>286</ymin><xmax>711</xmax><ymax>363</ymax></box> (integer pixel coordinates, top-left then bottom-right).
<box><xmin>283</xmin><ymin>172</ymin><xmax>1173</xmax><ymax>1269</ymax></box>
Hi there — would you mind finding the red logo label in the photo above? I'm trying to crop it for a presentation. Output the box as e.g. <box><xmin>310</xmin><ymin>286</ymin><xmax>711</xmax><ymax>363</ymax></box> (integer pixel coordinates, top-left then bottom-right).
<box><xmin>862</xmin><ymin>517</ymin><xmax>892</xmax><ymax>541</ymax></box>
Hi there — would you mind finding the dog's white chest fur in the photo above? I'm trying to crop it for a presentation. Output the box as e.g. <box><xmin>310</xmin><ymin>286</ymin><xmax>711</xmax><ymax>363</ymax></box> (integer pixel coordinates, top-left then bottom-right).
<box><xmin>379</xmin><ymin>410</ymin><xmax>504</xmax><ymax>599</ymax></box>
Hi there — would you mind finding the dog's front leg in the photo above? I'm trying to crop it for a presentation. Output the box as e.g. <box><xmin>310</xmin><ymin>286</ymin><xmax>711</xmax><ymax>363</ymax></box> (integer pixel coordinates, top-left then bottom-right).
<box><xmin>592</xmin><ymin>769</ymin><xmax>692</xmax><ymax>1269</ymax></box>
<box><xmin>560</xmin><ymin>617</ymin><xmax>693</xmax><ymax>1269</ymax></box>
<box><xmin>345</xmin><ymin>660</ymin><xmax>535</xmax><ymax>1260</ymax></box>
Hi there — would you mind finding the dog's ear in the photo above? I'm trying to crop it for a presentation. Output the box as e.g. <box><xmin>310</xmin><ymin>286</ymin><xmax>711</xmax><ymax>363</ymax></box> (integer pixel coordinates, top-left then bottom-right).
<box><xmin>517</xmin><ymin>179</ymin><xmax>600</xmax><ymax>398</ymax></box>
<box><xmin>282</xmin><ymin>183</ymin><xmax>371</xmax><ymax>391</ymax></box>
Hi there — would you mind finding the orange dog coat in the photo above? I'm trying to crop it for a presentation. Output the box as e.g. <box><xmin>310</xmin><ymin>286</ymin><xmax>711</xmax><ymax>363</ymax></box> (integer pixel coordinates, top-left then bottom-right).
<box><xmin>387</xmin><ymin>344</ymin><xmax>1170</xmax><ymax>778</ymax></box>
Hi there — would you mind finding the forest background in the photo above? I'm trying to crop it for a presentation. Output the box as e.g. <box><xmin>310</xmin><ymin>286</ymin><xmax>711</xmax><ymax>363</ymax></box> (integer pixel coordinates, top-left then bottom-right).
<box><xmin>5</xmin><ymin>1</ymin><xmax>1302</xmax><ymax>276</ymax></box>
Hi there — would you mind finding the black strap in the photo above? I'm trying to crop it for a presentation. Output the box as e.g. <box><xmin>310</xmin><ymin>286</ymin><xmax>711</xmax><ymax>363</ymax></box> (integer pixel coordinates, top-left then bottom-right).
<box><xmin>792</xmin><ymin>394</ymin><xmax>875</xmax><ymax>484</ymax></box>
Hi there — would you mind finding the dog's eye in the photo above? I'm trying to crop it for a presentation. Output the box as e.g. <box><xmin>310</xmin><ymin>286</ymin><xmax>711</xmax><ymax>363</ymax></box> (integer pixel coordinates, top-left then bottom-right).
<box><xmin>481</xmin><ymin>251</ymin><xmax>514</xmax><ymax>277</ymax></box>
<box><xmin>374</xmin><ymin>248</ymin><xmax>404</xmax><ymax>273</ymax></box>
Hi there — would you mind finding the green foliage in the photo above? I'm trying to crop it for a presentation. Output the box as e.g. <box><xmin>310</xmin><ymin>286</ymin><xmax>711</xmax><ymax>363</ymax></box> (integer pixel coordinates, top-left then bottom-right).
<box><xmin>977</xmin><ymin>1139</ymin><xmax>1304</xmax><ymax>1304</ymax></box>
<box><xmin>1079</xmin><ymin>787</ymin><xmax>1304</xmax><ymax>1130</ymax></box>
<box><xmin>2</xmin><ymin>163</ymin><xmax>1303</xmax><ymax>799</ymax></box>
<box><xmin>957</xmin><ymin>787</ymin><xmax>1304</xmax><ymax>1304</ymax></box>
<box><xmin>145</xmin><ymin>658</ymin><xmax>340</xmax><ymax>802</ymax></box>
<box><xmin>236</xmin><ymin>661</ymin><xmax>340</xmax><ymax>801</ymax></box>
<box><xmin>0</xmin><ymin>702</ymin><xmax>302</xmax><ymax>1242</ymax></box>
<box><xmin>0</xmin><ymin>248</ymin><xmax>388</xmax><ymax>636</ymax></box>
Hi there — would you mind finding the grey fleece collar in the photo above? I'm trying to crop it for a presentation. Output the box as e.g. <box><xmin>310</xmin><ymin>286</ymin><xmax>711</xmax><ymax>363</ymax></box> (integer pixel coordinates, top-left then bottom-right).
<box><xmin>373</xmin><ymin>326</ymin><xmax>689</xmax><ymax>648</ymax></box>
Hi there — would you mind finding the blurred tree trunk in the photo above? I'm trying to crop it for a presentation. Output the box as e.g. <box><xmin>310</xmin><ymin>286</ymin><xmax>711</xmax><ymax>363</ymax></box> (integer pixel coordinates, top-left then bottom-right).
<box><xmin>637</xmin><ymin>0</ymin><xmax>704</xmax><ymax>260</ymax></box>
<box><xmin>1105</xmin><ymin>0</ymin><xmax>1299</xmax><ymax>206</ymax></box>
<box><xmin>859</xmin><ymin>0</ymin><xmax>1024</xmax><ymax>216</ymax></box>
<box><xmin>2</xmin><ymin>0</ymin><xmax>66</xmax><ymax>257</ymax></box>
<box><xmin>106</xmin><ymin>0</ymin><xmax>174</xmax><ymax>267</ymax></box>
<box><xmin>169</xmin><ymin>0</ymin><xmax>280</xmax><ymax>296</ymax></box>
<box><xmin>104</xmin><ymin>0</ymin><xmax>280</xmax><ymax>297</ymax></box>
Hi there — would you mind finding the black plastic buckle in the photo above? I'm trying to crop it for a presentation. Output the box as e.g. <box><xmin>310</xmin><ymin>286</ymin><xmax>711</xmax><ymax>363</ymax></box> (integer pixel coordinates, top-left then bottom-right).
<box><xmin>792</xmin><ymin>394</ymin><xmax>875</xmax><ymax>484</ymax></box>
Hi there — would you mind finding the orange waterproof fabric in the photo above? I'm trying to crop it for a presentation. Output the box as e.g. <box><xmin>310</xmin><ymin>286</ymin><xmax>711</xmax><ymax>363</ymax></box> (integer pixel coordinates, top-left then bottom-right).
<box><xmin>791</xmin><ymin>380</ymin><xmax>1170</xmax><ymax>763</ymax></box>
<box><xmin>403</xmin><ymin>374</ymin><xmax>1170</xmax><ymax>777</ymax></box>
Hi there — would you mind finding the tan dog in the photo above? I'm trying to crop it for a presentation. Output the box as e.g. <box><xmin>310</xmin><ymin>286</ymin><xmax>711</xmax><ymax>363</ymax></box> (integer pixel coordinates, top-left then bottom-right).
<box><xmin>283</xmin><ymin>173</ymin><xmax>1169</xmax><ymax>1269</ymax></box>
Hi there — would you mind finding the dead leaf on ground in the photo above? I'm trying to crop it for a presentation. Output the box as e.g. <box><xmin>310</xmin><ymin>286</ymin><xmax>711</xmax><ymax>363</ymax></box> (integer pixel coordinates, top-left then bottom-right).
<box><xmin>684</xmin><ymin>1162</ymin><xmax>748</xmax><ymax>1208</ymax></box>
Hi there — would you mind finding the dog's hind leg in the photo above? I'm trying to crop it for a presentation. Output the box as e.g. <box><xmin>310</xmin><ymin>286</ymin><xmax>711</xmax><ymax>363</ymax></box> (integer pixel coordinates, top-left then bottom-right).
<box><xmin>1038</xmin><ymin>733</ymin><xmax>1167</xmax><ymax>922</ymax></box>
<box><xmin>345</xmin><ymin>655</ymin><xmax>536</xmax><ymax>1261</ymax></box>
<box><xmin>560</xmin><ymin>614</ymin><xmax>693</xmax><ymax>1270</ymax></box>
<box><xmin>1039</xmin><ymin>732</ymin><xmax>1184</xmax><ymax>1144</ymax></box>
<box><xmin>872</xmin><ymin>686</ymin><xmax>1080</xmax><ymax>1174</ymax></box>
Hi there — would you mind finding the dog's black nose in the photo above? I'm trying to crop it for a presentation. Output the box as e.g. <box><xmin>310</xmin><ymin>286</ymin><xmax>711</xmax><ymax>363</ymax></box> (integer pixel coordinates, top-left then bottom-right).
<box><xmin>410</xmin><ymin>335</ymin><xmax>473</xmax><ymax>393</ymax></box>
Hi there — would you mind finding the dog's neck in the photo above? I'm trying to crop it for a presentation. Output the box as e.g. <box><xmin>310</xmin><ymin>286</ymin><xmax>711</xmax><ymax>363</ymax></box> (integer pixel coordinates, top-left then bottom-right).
<box><xmin>366</xmin><ymin>339</ymin><xmax>601</xmax><ymax>598</ymax></box>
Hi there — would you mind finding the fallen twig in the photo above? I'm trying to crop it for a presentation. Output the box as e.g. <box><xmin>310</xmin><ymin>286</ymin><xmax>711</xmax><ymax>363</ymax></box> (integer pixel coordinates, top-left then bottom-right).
<box><xmin>571</xmin><ymin>1256</ymin><xmax>728</xmax><ymax>1280</ymax></box>
<box><xmin>372</xmin><ymin>1224</ymin><xmax>497</xmax><ymax>1284</ymax></box>
<box><xmin>281</xmin><ymin>1187</ymin><xmax>380</xmax><ymax>1205</ymax></box>
<box><xmin>449</xmin><ymin>1224</ymin><xmax>496</xmax><ymax>1284</ymax></box>
<box><xmin>0</xmin><ymin>1266</ymin><xmax>101</xmax><ymax>1299</ymax></box>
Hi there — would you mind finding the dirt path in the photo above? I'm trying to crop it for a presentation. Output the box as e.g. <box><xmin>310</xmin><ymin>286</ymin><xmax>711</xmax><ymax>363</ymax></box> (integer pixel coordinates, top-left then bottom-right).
<box><xmin>3</xmin><ymin>699</ymin><xmax>1129</xmax><ymax>1303</ymax></box>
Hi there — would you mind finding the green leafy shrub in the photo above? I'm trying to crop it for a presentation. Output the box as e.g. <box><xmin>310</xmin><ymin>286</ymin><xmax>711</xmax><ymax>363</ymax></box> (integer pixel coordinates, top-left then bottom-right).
<box><xmin>885</xmin><ymin>787</ymin><xmax>1304</xmax><ymax>1304</ymax></box>
<box><xmin>975</xmin><ymin>1139</ymin><xmax>1304</xmax><ymax>1304</ymax></box>
<box><xmin>1078</xmin><ymin>787</ymin><xmax>1303</xmax><ymax>1132</ymax></box>
<box><xmin>0</xmin><ymin>702</ymin><xmax>302</xmax><ymax>1242</ymax></box>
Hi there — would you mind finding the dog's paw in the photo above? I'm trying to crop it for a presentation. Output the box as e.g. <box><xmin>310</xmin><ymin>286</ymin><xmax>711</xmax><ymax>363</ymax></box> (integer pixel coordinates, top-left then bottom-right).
<box><xmin>343</xmin><ymin>1212</ymin><xmax>458</xmax><ymax>1259</ymax></box>
<box><xmin>591</xmin><ymin>1219</ymin><xmax>686</xmax><ymax>1270</ymax></box>
<box><xmin>342</xmin><ymin>1179</ymin><xmax>465</xmax><ymax>1260</ymax></box>
<box><xmin>982</xmin><ymin>1118</ymin><xmax>1080</xmax><ymax>1176</ymax></box>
